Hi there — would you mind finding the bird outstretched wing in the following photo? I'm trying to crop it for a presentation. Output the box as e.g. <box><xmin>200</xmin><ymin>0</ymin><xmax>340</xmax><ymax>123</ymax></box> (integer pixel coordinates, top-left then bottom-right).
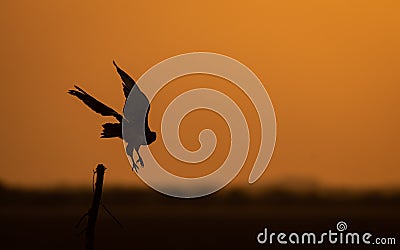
<box><xmin>113</xmin><ymin>61</ymin><xmax>150</xmax><ymax>124</ymax></box>
<box><xmin>68</xmin><ymin>85</ymin><xmax>123</xmax><ymax>122</ymax></box>
<box><xmin>113</xmin><ymin>60</ymin><xmax>136</xmax><ymax>99</ymax></box>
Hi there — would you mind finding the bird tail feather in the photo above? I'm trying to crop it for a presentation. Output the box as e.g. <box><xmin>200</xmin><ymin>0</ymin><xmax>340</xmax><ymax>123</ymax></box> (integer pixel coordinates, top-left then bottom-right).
<box><xmin>101</xmin><ymin>123</ymin><xmax>122</xmax><ymax>138</ymax></box>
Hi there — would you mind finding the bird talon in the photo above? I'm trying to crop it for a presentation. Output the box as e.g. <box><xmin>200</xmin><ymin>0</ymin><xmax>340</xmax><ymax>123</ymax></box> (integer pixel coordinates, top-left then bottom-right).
<box><xmin>136</xmin><ymin>156</ymin><xmax>144</xmax><ymax>167</ymax></box>
<box><xmin>131</xmin><ymin>163</ymin><xmax>139</xmax><ymax>173</ymax></box>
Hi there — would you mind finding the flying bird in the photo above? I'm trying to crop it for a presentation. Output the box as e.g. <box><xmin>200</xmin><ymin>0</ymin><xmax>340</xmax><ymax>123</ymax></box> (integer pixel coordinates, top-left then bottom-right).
<box><xmin>68</xmin><ymin>61</ymin><xmax>156</xmax><ymax>172</ymax></box>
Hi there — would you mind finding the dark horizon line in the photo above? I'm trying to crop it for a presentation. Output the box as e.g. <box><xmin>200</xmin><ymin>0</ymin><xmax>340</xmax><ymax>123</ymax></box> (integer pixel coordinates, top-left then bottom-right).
<box><xmin>2</xmin><ymin>182</ymin><xmax>400</xmax><ymax>195</ymax></box>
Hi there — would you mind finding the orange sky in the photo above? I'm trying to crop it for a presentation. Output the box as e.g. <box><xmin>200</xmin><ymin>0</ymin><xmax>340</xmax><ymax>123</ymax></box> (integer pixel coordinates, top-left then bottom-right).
<box><xmin>0</xmin><ymin>1</ymin><xmax>399</xmax><ymax>190</ymax></box>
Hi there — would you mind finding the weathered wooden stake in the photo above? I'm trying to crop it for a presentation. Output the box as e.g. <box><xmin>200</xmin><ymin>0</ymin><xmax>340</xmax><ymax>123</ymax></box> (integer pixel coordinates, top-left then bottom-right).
<box><xmin>85</xmin><ymin>164</ymin><xmax>106</xmax><ymax>250</ymax></box>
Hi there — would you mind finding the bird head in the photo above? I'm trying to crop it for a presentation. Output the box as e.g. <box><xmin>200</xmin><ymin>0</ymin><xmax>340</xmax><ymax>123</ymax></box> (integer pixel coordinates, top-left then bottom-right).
<box><xmin>146</xmin><ymin>131</ymin><xmax>157</xmax><ymax>145</ymax></box>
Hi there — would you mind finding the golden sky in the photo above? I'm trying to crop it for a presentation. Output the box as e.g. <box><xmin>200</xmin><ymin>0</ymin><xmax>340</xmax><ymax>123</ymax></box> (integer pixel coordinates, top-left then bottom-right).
<box><xmin>0</xmin><ymin>1</ymin><xmax>399</xmax><ymax>190</ymax></box>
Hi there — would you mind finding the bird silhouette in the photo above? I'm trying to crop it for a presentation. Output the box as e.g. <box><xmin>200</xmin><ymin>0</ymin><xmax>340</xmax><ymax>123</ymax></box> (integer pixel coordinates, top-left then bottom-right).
<box><xmin>68</xmin><ymin>61</ymin><xmax>156</xmax><ymax>172</ymax></box>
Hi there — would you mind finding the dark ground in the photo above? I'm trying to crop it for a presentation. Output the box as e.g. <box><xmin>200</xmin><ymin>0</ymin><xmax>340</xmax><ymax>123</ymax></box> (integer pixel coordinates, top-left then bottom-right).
<box><xmin>0</xmin><ymin>185</ymin><xmax>399</xmax><ymax>250</ymax></box>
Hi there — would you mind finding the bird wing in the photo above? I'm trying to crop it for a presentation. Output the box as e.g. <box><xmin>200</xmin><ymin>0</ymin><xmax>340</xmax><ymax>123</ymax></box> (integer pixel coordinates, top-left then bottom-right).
<box><xmin>113</xmin><ymin>61</ymin><xmax>136</xmax><ymax>99</ymax></box>
<box><xmin>113</xmin><ymin>61</ymin><xmax>152</xmax><ymax>144</ymax></box>
<box><xmin>123</xmin><ymin>85</ymin><xmax>150</xmax><ymax>125</ymax></box>
<box><xmin>68</xmin><ymin>85</ymin><xmax>123</xmax><ymax>122</ymax></box>
<box><xmin>122</xmin><ymin>90</ymin><xmax>150</xmax><ymax>156</ymax></box>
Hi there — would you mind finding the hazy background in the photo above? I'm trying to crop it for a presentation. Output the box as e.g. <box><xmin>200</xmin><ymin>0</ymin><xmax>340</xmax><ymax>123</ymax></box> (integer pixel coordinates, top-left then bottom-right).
<box><xmin>0</xmin><ymin>0</ymin><xmax>399</xmax><ymax>191</ymax></box>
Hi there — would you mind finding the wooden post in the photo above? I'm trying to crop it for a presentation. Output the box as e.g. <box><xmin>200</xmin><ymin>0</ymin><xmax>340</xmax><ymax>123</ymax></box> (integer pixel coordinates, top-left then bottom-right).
<box><xmin>85</xmin><ymin>164</ymin><xmax>106</xmax><ymax>250</ymax></box>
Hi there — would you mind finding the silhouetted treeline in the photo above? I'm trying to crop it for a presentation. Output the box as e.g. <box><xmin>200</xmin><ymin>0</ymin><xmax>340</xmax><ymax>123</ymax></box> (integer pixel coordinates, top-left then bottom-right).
<box><xmin>1</xmin><ymin>184</ymin><xmax>400</xmax><ymax>207</ymax></box>
<box><xmin>1</xmin><ymin>184</ymin><xmax>399</xmax><ymax>250</ymax></box>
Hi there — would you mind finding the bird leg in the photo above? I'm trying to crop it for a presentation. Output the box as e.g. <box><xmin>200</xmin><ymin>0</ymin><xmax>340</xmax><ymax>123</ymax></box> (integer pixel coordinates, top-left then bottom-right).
<box><xmin>131</xmin><ymin>162</ymin><xmax>139</xmax><ymax>173</ymax></box>
<box><xmin>135</xmin><ymin>147</ymin><xmax>144</xmax><ymax>167</ymax></box>
<box><xmin>136</xmin><ymin>156</ymin><xmax>144</xmax><ymax>167</ymax></box>
<box><xmin>125</xmin><ymin>144</ymin><xmax>139</xmax><ymax>172</ymax></box>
